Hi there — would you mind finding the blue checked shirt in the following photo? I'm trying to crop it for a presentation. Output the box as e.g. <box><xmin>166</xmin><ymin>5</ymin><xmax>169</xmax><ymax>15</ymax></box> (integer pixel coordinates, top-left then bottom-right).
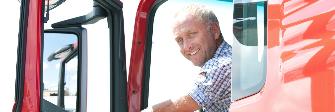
<box><xmin>189</xmin><ymin>41</ymin><xmax>232</xmax><ymax>112</ymax></box>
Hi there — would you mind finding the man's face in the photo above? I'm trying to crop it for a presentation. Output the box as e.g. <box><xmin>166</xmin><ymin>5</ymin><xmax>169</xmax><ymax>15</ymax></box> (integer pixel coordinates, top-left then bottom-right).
<box><xmin>173</xmin><ymin>15</ymin><xmax>219</xmax><ymax>67</ymax></box>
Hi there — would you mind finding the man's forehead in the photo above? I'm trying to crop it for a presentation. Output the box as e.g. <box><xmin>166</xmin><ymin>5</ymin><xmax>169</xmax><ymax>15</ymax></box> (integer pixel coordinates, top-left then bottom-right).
<box><xmin>174</xmin><ymin>15</ymin><xmax>197</xmax><ymax>29</ymax></box>
<box><xmin>174</xmin><ymin>13</ymin><xmax>197</xmax><ymax>25</ymax></box>
<box><xmin>174</xmin><ymin>11</ymin><xmax>192</xmax><ymax>21</ymax></box>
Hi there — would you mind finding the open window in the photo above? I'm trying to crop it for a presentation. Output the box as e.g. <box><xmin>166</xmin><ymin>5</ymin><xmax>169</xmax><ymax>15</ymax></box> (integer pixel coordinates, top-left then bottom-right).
<box><xmin>128</xmin><ymin>0</ymin><xmax>267</xmax><ymax>111</ymax></box>
<box><xmin>232</xmin><ymin>0</ymin><xmax>267</xmax><ymax>101</ymax></box>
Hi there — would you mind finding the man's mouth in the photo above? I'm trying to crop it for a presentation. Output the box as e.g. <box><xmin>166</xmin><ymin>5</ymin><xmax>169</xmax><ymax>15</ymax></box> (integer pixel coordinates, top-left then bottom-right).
<box><xmin>190</xmin><ymin>48</ymin><xmax>200</xmax><ymax>56</ymax></box>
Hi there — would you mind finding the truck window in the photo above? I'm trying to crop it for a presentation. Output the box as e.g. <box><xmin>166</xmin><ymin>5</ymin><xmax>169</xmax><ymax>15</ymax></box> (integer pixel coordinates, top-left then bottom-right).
<box><xmin>42</xmin><ymin>33</ymin><xmax>78</xmax><ymax>111</ymax></box>
<box><xmin>148</xmin><ymin>0</ymin><xmax>267</xmax><ymax>106</ymax></box>
<box><xmin>231</xmin><ymin>0</ymin><xmax>267</xmax><ymax>101</ymax></box>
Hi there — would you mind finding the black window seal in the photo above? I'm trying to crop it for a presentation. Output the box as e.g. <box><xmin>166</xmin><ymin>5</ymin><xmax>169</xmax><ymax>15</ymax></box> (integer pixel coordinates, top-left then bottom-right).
<box><xmin>93</xmin><ymin>0</ymin><xmax>128</xmax><ymax>112</ymax></box>
<box><xmin>14</xmin><ymin>0</ymin><xmax>30</xmax><ymax>111</ymax></box>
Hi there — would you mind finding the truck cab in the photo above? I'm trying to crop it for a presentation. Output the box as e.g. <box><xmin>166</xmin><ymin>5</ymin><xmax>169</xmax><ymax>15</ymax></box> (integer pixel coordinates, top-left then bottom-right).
<box><xmin>12</xmin><ymin>0</ymin><xmax>335</xmax><ymax>112</ymax></box>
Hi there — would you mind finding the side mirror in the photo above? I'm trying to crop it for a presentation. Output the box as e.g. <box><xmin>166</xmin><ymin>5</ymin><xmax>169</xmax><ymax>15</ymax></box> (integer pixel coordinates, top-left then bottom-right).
<box><xmin>42</xmin><ymin>28</ymin><xmax>87</xmax><ymax>112</ymax></box>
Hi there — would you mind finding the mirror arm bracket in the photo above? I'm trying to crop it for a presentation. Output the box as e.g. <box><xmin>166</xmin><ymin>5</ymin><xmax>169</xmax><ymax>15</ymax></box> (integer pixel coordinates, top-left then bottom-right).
<box><xmin>44</xmin><ymin>0</ymin><xmax>50</xmax><ymax>23</ymax></box>
<box><xmin>52</xmin><ymin>3</ymin><xmax>107</xmax><ymax>28</ymax></box>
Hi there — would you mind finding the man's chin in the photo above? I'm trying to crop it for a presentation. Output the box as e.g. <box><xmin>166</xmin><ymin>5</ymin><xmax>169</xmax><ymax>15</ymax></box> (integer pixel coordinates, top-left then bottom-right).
<box><xmin>192</xmin><ymin>61</ymin><xmax>204</xmax><ymax>67</ymax></box>
<box><xmin>188</xmin><ymin>57</ymin><xmax>204</xmax><ymax>67</ymax></box>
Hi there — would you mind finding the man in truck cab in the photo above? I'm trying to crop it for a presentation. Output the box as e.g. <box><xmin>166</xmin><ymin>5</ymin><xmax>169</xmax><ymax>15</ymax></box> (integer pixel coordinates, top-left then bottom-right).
<box><xmin>151</xmin><ymin>4</ymin><xmax>232</xmax><ymax>112</ymax></box>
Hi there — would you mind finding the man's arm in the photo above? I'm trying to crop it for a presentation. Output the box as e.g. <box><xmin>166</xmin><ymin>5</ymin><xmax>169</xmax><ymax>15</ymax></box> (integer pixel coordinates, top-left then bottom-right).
<box><xmin>152</xmin><ymin>95</ymin><xmax>200</xmax><ymax>112</ymax></box>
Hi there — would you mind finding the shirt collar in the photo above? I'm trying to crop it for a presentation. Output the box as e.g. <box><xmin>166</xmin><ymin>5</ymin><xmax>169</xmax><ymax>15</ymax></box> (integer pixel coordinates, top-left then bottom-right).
<box><xmin>200</xmin><ymin>41</ymin><xmax>231</xmax><ymax>72</ymax></box>
<box><xmin>213</xmin><ymin>41</ymin><xmax>229</xmax><ymax>58</ymax></box>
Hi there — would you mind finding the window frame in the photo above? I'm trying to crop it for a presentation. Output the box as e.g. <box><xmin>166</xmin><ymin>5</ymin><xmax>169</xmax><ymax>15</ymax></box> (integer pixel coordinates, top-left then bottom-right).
<box><xmin>231</xmin><ymin>1</ymin><xmax>267</xmax><ymax>101</ymax></box>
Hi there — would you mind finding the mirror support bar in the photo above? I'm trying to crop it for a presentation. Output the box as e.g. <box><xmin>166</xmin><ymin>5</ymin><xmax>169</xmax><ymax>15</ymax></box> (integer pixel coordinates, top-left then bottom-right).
<box><xmin>52</xmin><ymin>2</ymin><xmax>107</xmax><ymax>28</ymax></box>
<box><xmin>44</xmin><ymin>0</ymin><xmax>50</xmax><ymax>23</ymax></box>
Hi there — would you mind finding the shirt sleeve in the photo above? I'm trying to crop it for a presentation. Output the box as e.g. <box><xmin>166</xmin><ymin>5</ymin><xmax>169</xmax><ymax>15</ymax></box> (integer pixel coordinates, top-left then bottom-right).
<box><xmin>189</xmin><ymin>60</ymin><xmax>231</xmax><ymax>112</ymax></box>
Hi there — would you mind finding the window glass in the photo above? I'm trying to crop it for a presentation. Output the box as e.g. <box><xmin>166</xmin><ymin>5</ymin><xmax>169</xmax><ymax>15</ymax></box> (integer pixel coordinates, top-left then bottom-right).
<box><xmin>231</xmin><ymin>1</ymin><xmax>267</xmax><ymax>100</ymax></box>
<box><xmin>64</xmin><ymin>56</ymin><xmax>78</xmax><ymax>111</ymax></box>
<box><xmin>42</xmin><ymin>33</ymin><xmax>78</xmax><ymax>112</ymax></box>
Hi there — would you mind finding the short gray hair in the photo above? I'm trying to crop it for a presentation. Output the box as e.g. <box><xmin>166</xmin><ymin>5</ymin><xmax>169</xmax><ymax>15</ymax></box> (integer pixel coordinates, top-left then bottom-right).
<box><xmin>175</xmin><ymin>4</ymin><xmax>219</xmax><ymax>25</ymax></box>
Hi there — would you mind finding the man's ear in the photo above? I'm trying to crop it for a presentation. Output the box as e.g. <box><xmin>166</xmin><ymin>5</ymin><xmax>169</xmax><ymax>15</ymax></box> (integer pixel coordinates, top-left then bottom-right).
<box><xmin>211</xmin><ymin>23</ymin><xmax>221</xmax><ymax>40</ymax></box>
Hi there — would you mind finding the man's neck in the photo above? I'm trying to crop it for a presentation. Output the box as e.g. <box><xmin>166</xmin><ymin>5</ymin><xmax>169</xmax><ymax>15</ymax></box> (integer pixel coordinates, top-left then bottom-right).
<box><xmin>216</xmin><ymin>37</ymin><xmax>223</xmax><ymax>50</ymax></box>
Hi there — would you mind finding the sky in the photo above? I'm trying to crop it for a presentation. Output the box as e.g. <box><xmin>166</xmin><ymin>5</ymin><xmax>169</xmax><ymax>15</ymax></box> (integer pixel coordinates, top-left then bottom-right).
<box><xmin>43</xmin><ymin>33</ymin><xmax>77</xmax><ymax>94</ymax></box>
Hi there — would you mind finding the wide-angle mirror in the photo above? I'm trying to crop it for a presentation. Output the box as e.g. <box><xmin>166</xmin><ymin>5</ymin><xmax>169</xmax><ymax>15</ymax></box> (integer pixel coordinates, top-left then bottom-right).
<box><xmin>42</xmin><ymin>32</ymin><xmax>78</xmax><ymax>112</ymax></box>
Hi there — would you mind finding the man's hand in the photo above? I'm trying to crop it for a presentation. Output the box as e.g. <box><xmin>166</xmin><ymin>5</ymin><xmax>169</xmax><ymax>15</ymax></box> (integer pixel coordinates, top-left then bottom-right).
<box><xmin>142</xmin><ymin>107</ymin><xmax>153</xmax><ymax>112</ymax></box>
<box><xmin>152</xmin><ymin>95</ymin><xmax>200</xmax><ymax>112</ymax></box>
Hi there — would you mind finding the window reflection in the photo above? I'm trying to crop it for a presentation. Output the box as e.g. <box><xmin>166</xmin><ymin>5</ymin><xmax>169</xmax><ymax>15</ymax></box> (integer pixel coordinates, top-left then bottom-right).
<box><xmin>42</xmin><ymin>33</ymin><xmax>78</xmax><ymax>111</ymax></box>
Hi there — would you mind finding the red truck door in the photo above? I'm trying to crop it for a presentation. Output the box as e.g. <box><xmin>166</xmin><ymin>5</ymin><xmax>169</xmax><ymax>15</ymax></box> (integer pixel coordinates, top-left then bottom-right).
<box><xmin>13</xmin><ymin>0</ymin><xmax>43</xmax><ymax>111</ymax></box>
<box><xmin>14</xmin><ymin>0</ymin><xmax>129</xmax><ymax>111</ymax></box>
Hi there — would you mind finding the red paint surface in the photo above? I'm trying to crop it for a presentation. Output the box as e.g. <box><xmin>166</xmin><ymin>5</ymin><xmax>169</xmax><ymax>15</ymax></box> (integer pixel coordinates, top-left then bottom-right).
<box><xmin>231</xmin><ymin>0</ymin><xmax>335</xmax><ymax>111</ymax></box>
<box><xmin>21</xmin><ymin>0</ymin><xmax>42</xmax><ymax>111</ymax></box>
<box><xmin>127</xmin><ymin>0</ymin><xmax>155</xmax><ymax>112</ymax></box>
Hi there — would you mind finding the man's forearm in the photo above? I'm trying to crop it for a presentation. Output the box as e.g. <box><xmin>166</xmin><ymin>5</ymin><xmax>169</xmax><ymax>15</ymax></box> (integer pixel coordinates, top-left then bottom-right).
<box><xmin>152</xmin><ymin>95</ymin><xmax>200</xmax><ymax>112</ymax></box>
<box><xmin>152</xmin><ymin>100</ymin><xmax>176</xmax><ymax>112</ymax></box>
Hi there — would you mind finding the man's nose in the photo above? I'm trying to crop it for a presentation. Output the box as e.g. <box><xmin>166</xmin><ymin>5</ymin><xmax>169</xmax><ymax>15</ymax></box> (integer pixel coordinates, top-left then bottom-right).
<box><xmin>183</xmin><ymin>41</ymin><xmax>193</xmax><ymax>51</ymax></box>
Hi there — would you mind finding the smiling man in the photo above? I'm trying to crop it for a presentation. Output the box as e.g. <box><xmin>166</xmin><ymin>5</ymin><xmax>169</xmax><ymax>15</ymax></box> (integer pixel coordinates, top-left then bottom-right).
<box><xmin>151</xmin><ymin>4</ymin><xmax>232</xmax><ymax>112</ymax></box>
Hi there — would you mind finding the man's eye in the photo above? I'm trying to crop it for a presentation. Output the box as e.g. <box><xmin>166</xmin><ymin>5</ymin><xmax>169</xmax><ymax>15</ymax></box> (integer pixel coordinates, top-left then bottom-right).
<box><xmin>176</xmin><ymin>38</ymin><xmax>183</xmax><ymax>44</ymax></box>
<box><xmin>188</xmin><ymin>32</ymin><xmax>197</xmax><ymax>38</ymax></box>
<box><xmin>190</xmin><ymin>32</ymin><xmax>197</xmax><ymax>35</ymax></box>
